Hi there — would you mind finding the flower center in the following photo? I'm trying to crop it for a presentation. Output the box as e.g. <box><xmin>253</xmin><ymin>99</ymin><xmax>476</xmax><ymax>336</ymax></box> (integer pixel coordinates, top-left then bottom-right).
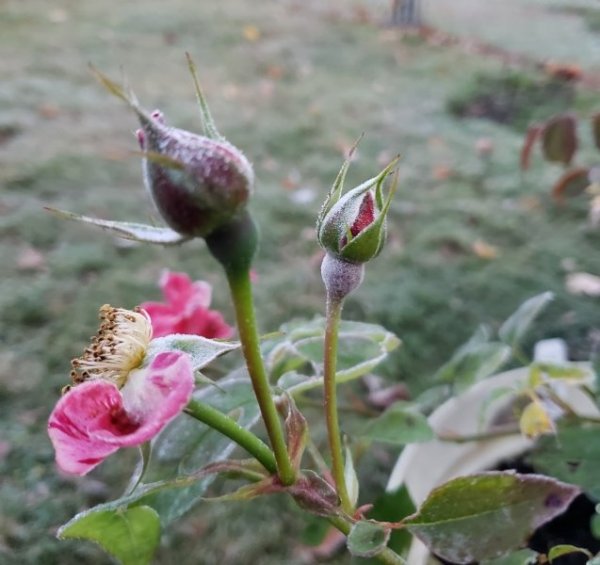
<box><xmin>66</xmin><ymin>305</ymin><xmax>152</xmax><ymax>392</ymax></box>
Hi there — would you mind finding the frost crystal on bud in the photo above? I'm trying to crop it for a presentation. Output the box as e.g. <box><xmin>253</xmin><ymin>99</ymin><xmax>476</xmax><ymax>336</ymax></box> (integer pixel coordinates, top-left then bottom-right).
<box><xmin>317</xmin><ymin>153</ymin><xmax>398</xmax><ymax>264</ymax></box>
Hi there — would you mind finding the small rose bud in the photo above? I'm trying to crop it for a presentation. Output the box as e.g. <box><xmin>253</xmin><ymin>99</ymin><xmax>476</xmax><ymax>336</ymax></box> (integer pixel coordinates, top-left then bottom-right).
<box><xmin>317</xmin><ymin>156</ymin><xmax>398</xmax><ymax>264</ymax></box>
<box><xmin>137</xmin><ymin>110</ymin><xmax>254</xmax><ymax>237</ymax></box>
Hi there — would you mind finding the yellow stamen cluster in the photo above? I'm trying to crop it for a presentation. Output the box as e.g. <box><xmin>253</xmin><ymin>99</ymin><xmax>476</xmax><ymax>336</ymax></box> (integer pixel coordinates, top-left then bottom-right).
<box><xmin>65</xmin><ymin>305</ymin><xmax>152</xmax><ymax>393</ymax></box>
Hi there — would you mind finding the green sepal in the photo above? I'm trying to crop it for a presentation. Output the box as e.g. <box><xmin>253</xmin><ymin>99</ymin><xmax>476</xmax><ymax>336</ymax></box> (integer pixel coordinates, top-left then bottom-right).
<box><xmin>317</xmin><ymin>134</ymin><xmax>363</xmax><ymax>229</ymax></box>
<box><xmin>145</xmin><ymin>334</ymin><xmax>239</xmax><ymax>372</ymax></box>
<box><xmin>44</xmin><ymin>207</ymin><xmax>190</xmax><ymax>245</ymax></box>
<box><xmin>185</xmin><ymin>52</ymin><xmax>224</xmax><ymax>141</ymax></box>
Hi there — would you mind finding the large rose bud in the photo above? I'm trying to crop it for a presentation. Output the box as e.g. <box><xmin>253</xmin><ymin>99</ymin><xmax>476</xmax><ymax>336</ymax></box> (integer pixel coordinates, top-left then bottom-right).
<box><xmin>136</xmin><ymin>110</ymin><xmax>254</xmax><ymax>238</ymax></box>
<box><xmin>92</xmin><ymin>61</ymin><xmax>253</xmax><ymax>239</ymax></box>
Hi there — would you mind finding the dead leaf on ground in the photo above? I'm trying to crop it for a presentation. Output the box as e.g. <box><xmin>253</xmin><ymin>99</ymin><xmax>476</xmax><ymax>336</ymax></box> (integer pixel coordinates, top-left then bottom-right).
<box><xmin>242</xmin><ymin>24</ymin><xmax>261</xmax><ymax>42</ymax></box>
<box><xmin>17</xmin><ymin>247</ymin><xmax>46</xmax><ymax>272</ymax></box>
<box><xmin>37</xmin><ymin>104</ymin><xmax>61</xmax><ymax>120</ymax></box>
<box><xmin>472</xmin><ymin>239</ymin><xmax>499</xmax><ymax>260</ymax></box>
<box><xmin>565</xmin><ymin>272</ymin><xmax>600</xmax><ymax>297</ymax></box>
<box><xmin>432</xmin><ymin>164</ymin><xmax>453</xmax><ymax>181</ymax></box>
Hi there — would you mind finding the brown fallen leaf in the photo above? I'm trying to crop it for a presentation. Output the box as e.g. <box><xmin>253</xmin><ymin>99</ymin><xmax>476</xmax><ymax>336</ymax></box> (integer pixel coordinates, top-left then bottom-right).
<box><xmin>565</xmin><ymin>272</ymin><xmax>600</xmax><ymax>297</ymax></box>
<box><xmin>472</xmin><ymin>239</ymin><xmax>499</xmax><ymax>260</ymax></box>
<box><xmin>17</xmin><ymin>247</ymin><xmax>46</xmax><ymax>272</ymax></box>
<box><xmin>432</xmin><ymin>164</ymin><xmax>453</xmax><ymax>181</ymax></box>
<box><xmin>37</xmin><ymin>104</ymin><xmax>61</xmax><ymax>120</ymax></box>
<box><xmin>242</xmin><ymin>24</ymin><xmax>261</xmax><ymax>42</ymax></box>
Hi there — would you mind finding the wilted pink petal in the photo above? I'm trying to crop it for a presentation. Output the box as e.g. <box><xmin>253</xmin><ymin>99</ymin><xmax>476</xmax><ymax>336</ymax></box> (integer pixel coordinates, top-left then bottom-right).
<box><xmin>141</xmin><ymin>270</ymin><xmax>234</xmax><ymax>339</ymax></box>
<box><xmin>48</xmin><ymin>352</ymin><xmax>193</xmax><ymax>475</ymax></box>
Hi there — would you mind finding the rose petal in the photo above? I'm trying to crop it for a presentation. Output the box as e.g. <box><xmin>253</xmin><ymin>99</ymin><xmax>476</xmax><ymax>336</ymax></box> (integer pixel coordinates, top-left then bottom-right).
<box><xmin>99</xmin><ymin>351</ymin><xmax>194</xmax><ymax>447</ymax></box>
<box><xmin>143</xmin><ymin>271</ymin><xmax>233</xmax><ymax>338</ymax></box>
<box><xmin>184</xmin><ymin>308</ymin><xmax>234</xmax><ymax>339</ymax></box>
<box><xmin>188</xmin><ymin>280</ymin><xmax>213</xmax><ymax>310</ymax></box>
<box><xmin>159</xmin><ymin>270</ymin><xmax>196</xmax><ymax>310</ymax></box>
<box><xmin>47</xmin><ymin>352</ymin><xmax>194</xmax><ymax>475</ymax></box>
<box><xmin>48</xmin><ymin>381</ymin><xmax>124</xmax><ymax>475</ymax></box>
<box><xmin>140</xmin><ymin>301</ymin><xmax>181</xmax><ymax>338</ymax></box>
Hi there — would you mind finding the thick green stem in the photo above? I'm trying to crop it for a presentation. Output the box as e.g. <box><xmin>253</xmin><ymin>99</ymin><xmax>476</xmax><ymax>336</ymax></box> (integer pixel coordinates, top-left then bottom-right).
<box><xmin>227</xmin><ymin>268</ymin><xmax>296</xmax><ymax>485</ymax></box>
<box><xmin>185</xmin><ymin>398</ymin><xmax>277</xmax><ymax>474</ymax></box>
<box><xmin>323</xmin><ymin>297</ymin><xmax>353</xmax><ymax>513</ymax></box>
<box><xmin>328</xmin><ymin>517</ymin><xmax>406</xmax><ymax>565</ymax></box>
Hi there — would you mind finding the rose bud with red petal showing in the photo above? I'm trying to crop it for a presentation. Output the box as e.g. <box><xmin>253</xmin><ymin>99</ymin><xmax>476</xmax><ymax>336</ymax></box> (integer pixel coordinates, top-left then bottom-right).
<box><xmin>317</xmin><ymin>157</ymin><xmax>398</xmax><ymax>265</ymax></box>
<box><xmin>316</xmin><ymin>155</ymin><xmax>398</xmax><ymax>300</ymax></box>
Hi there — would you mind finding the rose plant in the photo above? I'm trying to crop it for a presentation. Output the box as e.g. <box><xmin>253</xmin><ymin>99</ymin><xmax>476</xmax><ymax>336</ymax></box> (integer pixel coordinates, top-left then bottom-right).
<box><xmin>45</xmin><ymin>57</ymin><xmax>599</xmax><ymax>564</ymax></box>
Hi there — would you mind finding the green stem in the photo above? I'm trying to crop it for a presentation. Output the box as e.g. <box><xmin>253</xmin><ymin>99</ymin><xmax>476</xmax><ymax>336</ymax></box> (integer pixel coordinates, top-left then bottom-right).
<box><xmin>185</xmin><ymin>398</ymin><xmax>277</xmax><ymax>474</ymax></box>
<box><xmin>227</xmin><ymin>268</ymin><xmax>296</xmax><ymax>485</ymax></box>
<box><xmin>328</xmin><ymin>517</ymin><xmax>406</xmax><ymax>565</ymax></box>
<box><xmin>323</xmin><ymin>296</ymin><xmax>353</xmax><ymax>513</ymax></box>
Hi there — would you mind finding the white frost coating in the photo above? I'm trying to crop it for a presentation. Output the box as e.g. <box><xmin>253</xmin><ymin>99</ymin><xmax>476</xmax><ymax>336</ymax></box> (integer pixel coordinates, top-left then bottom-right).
<box><xmin>320</xmin><ymin>253</ymin><xmax>364</xmax><ymax>302</ymax></box>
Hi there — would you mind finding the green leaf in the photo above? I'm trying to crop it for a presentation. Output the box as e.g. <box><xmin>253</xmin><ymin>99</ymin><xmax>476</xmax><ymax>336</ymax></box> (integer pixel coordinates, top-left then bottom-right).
<box><xmin>185</xmin><ymin>52</ymin><xmax>223</xmax><ymax>141</ymax></box>
<box><xmin>542</xmin><ymin>114</ymin><xmax>578</xmax><ymax>166</ymax></box>
<box><xmin>482</xmin><ymin>549</ymin><xmax>539</xmax><ymax>565</ymax></box>
<box><xmin>357</xmin><ymin>401</ymin><xmax>433</xmax><ymax>445</ymax></box>
<box><xmin>58</xmin><ymin>505</ymin><xmax>160</xmax><ymax>565</ymax></box>
<box><xmin>135</xmin><ymin>370</ymin><xmax>261</xmax><ymax>523</ymax></box>
<box><xmin>434</xmin><ymin>341</ymin><xmax>511</xmax><ymax>391</ymax></box>
<box><xmin>146</xmin><ymin>334</ymin><xmax>239</xmax><ymax>372</ymax></box>
<box><xmin>272</xmin><ymin>318</ymin><xmax>400</xmax><ymax>394</ymax></box>
<box><xmin>364</xmin><ymin>486</ymin><xmax>415</xmax><ymax>558</ymax></box>
<box><xmin>548</xmin><ymin>544</ymin><xmax>592</xmax><ymax>562</ymax></box>
<box><xmin>346</xmin><ymin>521</ymin><xmax>391</xmax><ymax>558</ymax></box>
<box><xmin>528</xmin><ymin>422</ymin><xmax>600</xmax><ymax>499</ymax></box>
<box><xmin>404</xmin><ymin>472</ymin><xmax>580</xmax><ymax>563</ymax></box>
<box><xmin>531</xmin><ymin>362</ymin><xmax>592</xmax><ymax>384</ymax></box>
<box><xmin>499</xmin><ymin>292</ymin><xmax>554</xmax><ymax>348</ymax></box>
<box><xmin>45</xmin><ymin>207</ymin><xmax>189</xmax><ymax>245</ymax></box>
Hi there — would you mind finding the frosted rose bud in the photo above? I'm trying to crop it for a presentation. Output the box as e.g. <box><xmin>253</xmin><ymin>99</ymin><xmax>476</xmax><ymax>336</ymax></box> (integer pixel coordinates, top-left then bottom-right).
<box><xmin>317</xmin><ymin>156</ymin><xmax>398</xmax><ymax>264</ymax></box>
<box><xmin>137</xmin><ymin>111</ymin><xmax>254</xmax><ymax>238</ymax></box>
<box><xmin>90</xmin><ymin>61</ymin><xmax>254</xmax><ymax>239</ymax></box>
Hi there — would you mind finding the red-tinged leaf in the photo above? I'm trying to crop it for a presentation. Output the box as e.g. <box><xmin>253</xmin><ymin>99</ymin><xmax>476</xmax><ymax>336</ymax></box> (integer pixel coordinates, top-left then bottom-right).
<box><xmin>520</xmin><ymin>125</ymin><xmax>542</xmax><ymax>170</ymax></box>
<box><xmin>282</xmin><ymin>394</ymin><xmax>308</xmax><ymax>471</ymax></box>
<box><xmin>290</xmin><ymin>471</ymin><xmax>340</xmax><ymax>517</ymax></box>
<box><xmin>197</xmin><ymin>459</ymin><xmax>270</xmax><ymax>482</ymax></box>
<box><xmin>592</xmin><ymin>113</ymin><xmax>600</xmax><ymax>151</ymax></box>
<box><xmin>551</xmin><ymin>167</ymin><xmax>590</xmax><ymax>203</ymax></box>
<box><xmin>542</xmin><ymin>114</ymin><xmax>578</xmax><ymax>166</ymax></box>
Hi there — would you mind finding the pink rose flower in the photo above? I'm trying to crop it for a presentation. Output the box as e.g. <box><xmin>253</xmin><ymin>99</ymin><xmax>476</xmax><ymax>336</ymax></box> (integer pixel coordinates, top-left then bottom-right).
<box><xmin>48</xmin><ymin>306</ymin><xmax>194</xmax><ymax>475</ymax></box>
<box><xmin>141</xmin><ymin>271</ymin><xmax>234</xmax><ymax>339</ymax></box>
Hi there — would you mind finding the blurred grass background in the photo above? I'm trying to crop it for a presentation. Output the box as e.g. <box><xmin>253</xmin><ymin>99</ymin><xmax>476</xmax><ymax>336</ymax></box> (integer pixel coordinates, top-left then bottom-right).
<box><xmin>1</xmin><ymin>0</ymin><xmax>599</xmax><ymax>563</ymax></box>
